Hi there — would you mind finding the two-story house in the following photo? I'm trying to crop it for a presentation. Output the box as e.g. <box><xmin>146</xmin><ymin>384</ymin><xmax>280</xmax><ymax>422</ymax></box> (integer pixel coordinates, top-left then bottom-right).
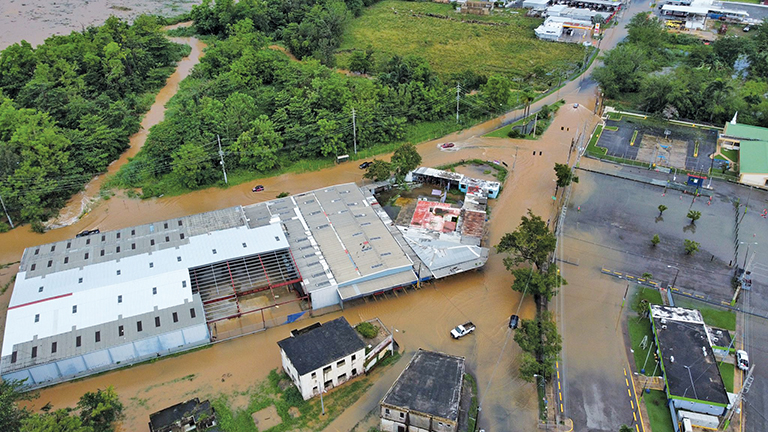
<box><xmin>277</xmin><ymin>317</ymin><xmax>366</xmax><ymax>400</ymax></box>
<box><xmin>380</xmin><ymin>349</ymin><xmax>466</xmax><ymax>432</ymax></box>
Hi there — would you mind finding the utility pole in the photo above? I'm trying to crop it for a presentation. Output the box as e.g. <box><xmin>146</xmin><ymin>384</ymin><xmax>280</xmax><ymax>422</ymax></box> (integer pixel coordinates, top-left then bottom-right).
<box><xmin>456</xmin><ymin>83</ymin><xmax>461</xmax><ymax>123</ymax></box>
<box><xmin>0</xmin><ymin>193</ymin><xmax>13</xmax><ymax>229</ymax></box>
<box><xmin>533</xmin><ymin>112</ymin><xmax>539</xmax><ymax>136</ymax></box>
<box><xmin>217</xmin><ymin>134</ymin><xmax>228</xmax><ymax>184</ymax></box>
<box><xmin>720</xmin><ymin>365</ymin><xmax>754</xmax><ymax>430</ymax></box>
<box><xmin>352</xmin><ymin>108</ymin><xmax>357</xmax><ymax>155</ymax></box>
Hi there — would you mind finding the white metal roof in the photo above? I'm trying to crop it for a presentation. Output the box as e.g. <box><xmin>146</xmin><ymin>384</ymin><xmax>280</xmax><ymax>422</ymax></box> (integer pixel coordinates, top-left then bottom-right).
<box><xmin>3</xmin><ymin>223</ymin><xmax>288</xmax><ymax>356</ymax></box>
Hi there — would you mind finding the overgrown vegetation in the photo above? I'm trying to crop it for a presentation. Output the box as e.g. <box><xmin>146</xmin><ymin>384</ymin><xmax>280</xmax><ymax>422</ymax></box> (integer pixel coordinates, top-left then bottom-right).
<box><xmin>0</xmin><ymin>16</ymin><xmax>190</xmax><ymax>225</ymax></box>
<box><xmin>594</xmin><ymin>12</ymin><xmax>768</xmax><ymax>126</ymax></box>
<box><xmin>464</xmin><ymin>373</ymin><xmax>479</xmax><ymax>432</ymax></box>
<box><xmin>435</xmin><ymin>159</ymin><xmax>508</xmax><ymax>183</ymax></box>
<box><xmin>484</xmin><ymin>101</ymin><xmax>564</xmax><ymax>139</ymax></box>
<box><xmin>355</xmin><ymin>321</ymin><xmax>379</xmax><ymax>339</ymax></box>
<box><xmin>643</xmin><ymin>390</ymin><xmax>675</xmax><ymax>432</ymax></box>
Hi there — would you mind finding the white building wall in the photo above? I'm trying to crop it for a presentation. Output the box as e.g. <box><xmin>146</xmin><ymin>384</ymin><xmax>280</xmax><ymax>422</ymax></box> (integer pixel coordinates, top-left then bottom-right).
<box><xmin>740</xmin><ymin>173</ymin><xmax>768</xmax><ymax>188</ymax></box>
<box><xmin>281</xmin><ymin>347</ymin><xmax>366</xmax><ymax>400</ymax></box>
<box><xmin>309</xmin><ymin>285</ymin><xmax>342</xmax><ymax>310</ymax></box>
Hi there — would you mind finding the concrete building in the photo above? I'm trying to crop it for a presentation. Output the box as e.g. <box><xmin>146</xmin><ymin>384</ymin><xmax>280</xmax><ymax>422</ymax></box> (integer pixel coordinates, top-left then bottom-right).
<box><xmin>277</xmin><ymin>317</ymin><xmax>366</xmax><ymax>400</ymax></box>
<box><xmin>660</xmin><ymin>0</ymin><xmax>749</xmax><ymax>30</ymax></box>
<box><xmin>148</xmin><ymin>398</ymin><xmax>217</xmax><ymax>432</ymax></box>
<box><xmin>380</xmin><ymin>349</ymin><xmax>465</xmax><ymax>432</ymax></box>
<box><xmin>717</xmin><ymin>119</ymin><xmax>768</xmax><ymax>187</ymax></box>
<box><xmin>650</xmin><ymin>305</ymin><xmax>730</xmax><ymax>416</ymax></box>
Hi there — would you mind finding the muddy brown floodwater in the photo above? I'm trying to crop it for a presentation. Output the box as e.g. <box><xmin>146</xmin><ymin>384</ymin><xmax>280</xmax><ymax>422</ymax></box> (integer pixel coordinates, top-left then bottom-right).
<box><xmin>5</xmin><ymin>104</ymin><xmax>600</xmax><ymax>431</ymax></box>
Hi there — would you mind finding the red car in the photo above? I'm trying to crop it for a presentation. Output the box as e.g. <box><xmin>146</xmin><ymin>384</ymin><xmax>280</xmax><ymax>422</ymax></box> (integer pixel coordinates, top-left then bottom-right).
<box><xmin>441</xmin><ymin>142</ymin><xmax>455</xmax><ymax>148</ymax></box>
<box><xmin>252</xmin><ymin>185</ymin><xmax>264</xmax><ymax>192</ymax></box>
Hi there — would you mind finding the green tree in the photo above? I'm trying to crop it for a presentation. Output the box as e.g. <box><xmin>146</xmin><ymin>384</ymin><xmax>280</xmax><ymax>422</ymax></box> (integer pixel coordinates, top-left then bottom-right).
<box><xmin>687</xmin><ymin>210</ymin><xmax>701</xmax><ymax>225</ymax></box>
<box><xmin>22</xmin><ymin>409</ymin><xmax>93</xmax><ymax>432</ymax></box>
<box><xmin>390</xmin><ymin>143</ymin><xmax>422</xmax><ymax>184</ymax></box>
<box><xmin>651</xmin><ymin>234</ymin><xmax>660</xmax><ymax>247</ymax></box>
<box><xmin>619</xmin><ymin>425</ymin><xmax>633</xmax><ymax>432</ymax></box>
<box><xmin>171</xmin><ymin>142</ymin><xmax>215</xmax><ymax>189</ymax></box>
<box><xmin>496</xmin><ymin>210</ymin><xmax>556</xmax><ymax>271</ymax></box>
<box><xmin>230</xmin><ymin>115</ymin><xmax>282</xmax><ymax>172</ymax></box>
<box><xmin>514</xmin><ymin>312</ymin><xmax>562</xmax><ymax>380</ymax></box>
<box><xmin>363</xmin><ymin>159</ymin><xmax>392</xmax><ymax>182</ymax></box>
<box><xmin>0</xmin><ymin>379</ymin><xmax>35</xmax><ymax>432</ymax></box>
<box><xmin>554</xmin><ymin>163</ymin><xmax>578</xmax><ymax>188</ymax></box>
<box><xmin>481</xmin><ymin>75</ymin><xmax>511</xmax><ymax>112</ymax></box>
<box><xmin>592</xmin><ymin>44</ymin><xmax>648</xmax><ymax>98</ymax></box>
<box><xmin>77</xmin><ymin>386</ymin><xmax>124</xmax><ymax>432</ymax></box>
<box><xmin>348</xmin><ymin>47</ymin><xmax>374</xmax><ymax>74</ymax></box>
<box><xmin>317</xmin><ymin>118</ymin><xmax>345</xmax><ymax>157</ymax></box>
<box><xmin>657</xmin><ymin>204</ymin><xmax>667</xmax><ymax>216</ymax></box>
<box><xmin>641</xmin><ymin>272</ymin><xmax>653</xmax><ymax>280</ymax></box>
<box><xmin>684</xmin><ymin>239</ymin><xmax>700</xmax><ymax>255</ymax></box>
<box><xmin>510</xmin><ymin>265</ymin><xmax>566</xmax><ymax>313</ymax></box>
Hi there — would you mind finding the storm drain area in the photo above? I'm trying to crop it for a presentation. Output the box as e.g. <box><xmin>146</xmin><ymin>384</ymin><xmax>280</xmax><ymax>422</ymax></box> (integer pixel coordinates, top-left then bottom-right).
<box><xmin>189</xmin><ymin>249</ymin><xmax>303</xmax><ymax>322</ymax></box>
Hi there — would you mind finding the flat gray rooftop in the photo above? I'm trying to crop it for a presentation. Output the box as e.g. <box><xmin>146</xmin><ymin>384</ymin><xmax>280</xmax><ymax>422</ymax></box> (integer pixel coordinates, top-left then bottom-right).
<box><xmin>20</xmin><ymin>207</ymin><xmax>245</xmax><ymax>279</ymax></box>
<box><xmin>382</xmin><ymin>349</ymin><xmax>465</xmax><ymax>421</ymax></box>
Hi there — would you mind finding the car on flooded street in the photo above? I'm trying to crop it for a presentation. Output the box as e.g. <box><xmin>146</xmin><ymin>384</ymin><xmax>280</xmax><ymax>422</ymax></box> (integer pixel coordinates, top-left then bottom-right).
<box><xmin>509</xmin><ymin>314</ymin><xmax>519</xmax><ymax>329</ymax></box>
<box><xmin>75</xmin><ymin>229</ymin><xmax>100</xmax><ymax>238</ymax></box>
<box><xmin>441</xmin><ymin>142</ymin><xmax>455</xmax><ymax>148</ymax></box>
<box><xmin>359</xmin><ymin>161</ymin><xmax>372</xmax><ymax>169</ymax></box>
<box><xmin>737</xmin><ymin>349</ymin><xmax>750</xmax><ymax>371</ymax></box>
<box><xmin>252</xmin><ymin>185</ymin><xmax>264</xmax><ymax>192</ymax></box>
<box><xmin>451</xmin><ymin>321</ymin><xmax>476</xmax><ymax>339</ymax></box>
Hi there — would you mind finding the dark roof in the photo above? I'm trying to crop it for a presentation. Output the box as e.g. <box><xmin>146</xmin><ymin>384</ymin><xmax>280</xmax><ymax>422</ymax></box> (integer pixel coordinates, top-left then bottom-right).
<box><xmin>381</xmin><ymin>349</ymin><xmax>465</xmax><ymax>421</ymax></box>
<box><xmin>149</xmin><ymin>398</ymin><xmax>214</xmax><ymax>431</ymax></box>
<box><xmin>652</xmin><ymin>316</ymin><xmax>729</xmax><ymax>405</ymax></box>
<box><xmin>277</xmin><ymin>317</ymin><xmax>366</xmax><ymax>376</ymax></box>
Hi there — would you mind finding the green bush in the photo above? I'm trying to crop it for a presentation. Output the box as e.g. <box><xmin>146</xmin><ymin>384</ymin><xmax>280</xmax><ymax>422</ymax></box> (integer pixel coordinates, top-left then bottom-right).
<box><xmin>30</xmin><ymin>220</ymin><xmax>46</xmax><ymax>234</ymax></box>
<box><xmin>0</xmin><ymin>221</ymin><xmax>9</xmax><ymax>233</ymax></box>
<box><xmin>507</xmin><ymin>129</ymin><xmax>524</xmax><ymax>138</ymax></box>
<box><xmin>356</xmin><ymin>322</ymin><xmax>379</xmax><ymax>339</ymax></box>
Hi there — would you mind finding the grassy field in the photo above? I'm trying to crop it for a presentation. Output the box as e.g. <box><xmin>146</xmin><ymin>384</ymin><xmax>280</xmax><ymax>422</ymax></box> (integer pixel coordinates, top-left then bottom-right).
<box><xmin>586</xmin><ymin>124</ymin><xmax>607</xmax><ymax>157</ymax></box>
<box><xmin>628</xmin><ymin>287</ymin><xmax>664</xmax><ymax>375</ymax></box>
<box><xmin>673</xmin><ymin>297</ymin><xmax>736</xmax><ymax>331</ymax></box>
<box><xmin>719</xmin><ymin>362</ymin><xmax>735</xmax><ymax>393</ymax></box>
<box><xmin>337</xmin><ymin>1</ymin><xmax>585</xmax><ymax>81</ymax></box>
<box><xmin>643</xmin><ymin>390</ymin><xmax>675</xmax><ymax>432</ymax></box>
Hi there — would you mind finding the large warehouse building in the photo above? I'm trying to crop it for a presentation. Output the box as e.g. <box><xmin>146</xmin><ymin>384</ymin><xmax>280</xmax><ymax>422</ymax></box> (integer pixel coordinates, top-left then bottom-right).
<box><xmin>1</xmin><ymin>182</ymin><xmax>490</xmax><ymax>387</ymax></box>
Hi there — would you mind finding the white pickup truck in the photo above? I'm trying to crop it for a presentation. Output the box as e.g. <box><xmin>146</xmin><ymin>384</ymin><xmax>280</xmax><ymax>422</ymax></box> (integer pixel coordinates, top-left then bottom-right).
<box><xmin>450</xmin><ymin>321</ymin><xmax>476</xmax><ymax>339</ymax></box>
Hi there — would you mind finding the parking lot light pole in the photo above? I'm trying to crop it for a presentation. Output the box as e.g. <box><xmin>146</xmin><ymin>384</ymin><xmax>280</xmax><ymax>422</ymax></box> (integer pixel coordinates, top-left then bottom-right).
<box><xmin>739</xmin><ymin>241</ymin><xmax>758</xmax><ymax>270</ymax></box>
<box><xmin>667</xmin><ymin>265</ymin><xmax>680</xmax><ymax>290</ymax></box>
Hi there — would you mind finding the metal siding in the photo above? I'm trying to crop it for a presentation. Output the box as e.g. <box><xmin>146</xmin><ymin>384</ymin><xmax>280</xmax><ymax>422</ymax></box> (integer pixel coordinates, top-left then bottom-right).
<box><xmin>29</xmin><ymin>363</ymin><xmax>60</xmax><ymax>383</ymax></box>
<box><xmin>158</xmin><ymin>330</ymin><xmax>186</xmax><ymax>350</ymax></box>
<box><xmin>82</xmin><ymin>350</ymin><xmax>112</xmax><ymax>369</ymax></box>
<box><xmin>134</xmin><ymin>337</ymin><xmax>163</xmax><ymax>357</ymax></box>
<box><xmin>108</xmin><ymin>343</ymin><xmax>138</xmax><ymax>363</ymax></box>
<box><xmin>182</xmin><ymin>324</ymin><xmax>210</xmax><ymax>344</ymax></box>
<box><xmin>56</xmin><ymin>356</ymin><xmax>87</xmax><ymax>376</ymax></box>
<box><xmin>310</xmin><ymin>286</ymin><xmax>341</xmax><ymax>309</ymax></box>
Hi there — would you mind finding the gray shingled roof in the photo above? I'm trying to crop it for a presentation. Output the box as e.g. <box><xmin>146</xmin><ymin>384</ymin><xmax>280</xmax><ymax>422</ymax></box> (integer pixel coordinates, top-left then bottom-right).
<box><xmin>277</xmin><ymin>317</ymin><xmax>366</xmax><ymax>375</ymax></box>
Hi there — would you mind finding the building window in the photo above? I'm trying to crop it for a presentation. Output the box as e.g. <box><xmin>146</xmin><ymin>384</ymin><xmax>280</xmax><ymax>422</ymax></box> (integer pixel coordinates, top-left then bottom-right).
<box><xmin>31</xmin><ymin>346</ymin><xmax>37</xmax><ymax>358</ymax></box>
<box><xmin>95</xmin><ymin>331</ymin><xmax>101</xmax><ymax>342</ymax></box>
<box><xmin>352</xmin><ymin>354</ymin><xmax>356</xmax><ymax>361</ymax></box>
<box><xmin>131</xmin><ymin>229</ymin><xmax>135</xmax><ymax>236</ymax></box>
<box><xmin>180</xmin><ymin>233</ymin><xmax>185</xmax><ymax>240</ymax></box>
<box><xmin>72</xmin><ymin>305</ymin><xmax>77</xmax><ymax>313</ymax></box>
<box><xmin>164</xmin><ymin>223</ymin><xmax>168</xmax><ymax>229</ymax></box>
<box><xmin>78</xmin><ymin>278</ymin><xmax>83</xmax><ymax>284</ymax></box>
<box><xmin>116</xmin><ymin>246</ymin><xmax>120</xmax><ymax>253</ymax></box>
<box><xmin>86</xmin><ymin>239</ymin><xmax>90</xmax><ymax>245</ymax></box>
<box><xmin>165</xmin><ymin>236</ymin><xmax>169</xmax><ymax>242</ymax></box>
<box><xmin>118</xmin><ymin>325</ymin><xmax>125</xmax><ymax>337</ymax></box>
<box><xmin>66</xmin><ymin>242</ymin><xmax>71</xmax><ymax>249</ymax></box>
<box><xmin>352</xmin><ymin>368</ymin><xmax>357</xmax><ymax>376</ymax></box>
<box><xmin>337</xmin><ymin>359</ymin><xmax>346</xmax><ymax>368</ymax></box>
<box><xmin>11</xmin><ymin>351</ymin><xmax>17</xmax><ymax>363</ymax></box>
<box><xmin>152</xmin><ymin>287</ymin><xmax>157</xmax><ymax>295</ymax></box>
<box><xmin>242</xmin><ymin>243</ymin><xmax>247</xmax><ymax>248</ymax></box>
<box><xmin>34</xmin><ymin>248</ymin><xmax>39</xmax><ymax>255</ymax></box>
<box><xmin>177</xmin><ymin>256</ymin><xmax>181</xmax><ymax>262</ymax></box>
<box><xmin>212</xmin><ymin>249</ymin><xmax>217</xmax><ymax>254</ymax></box>
<box><xmin>385</xmin><ymin>408</ymin><xmax>390</xmax><ymax>415</ymax></box>
<box><xmin>64</xmin><ymin>257</ymin><xmax>69</xmax><ymax>264</ymax></box>
<box><xmin>151</xmin><ymin>239</ymin><xmax>155</xmax><ymax>246</ymax></box>
<box><xmin>84</xmin><ymin>252</ymin><xmax>89</xmax><ymax>260</ymax></box>
<box><xmin>399</xmin><ymin>412</ymin><xmax>405</xmax><ymax>419</ymax></box>
<box><xmin>116</xmin><ymin>232</ymin><xmax>121</xmax><ymax>239</ymax></box>
<box><xmin>137</xmin><ymin>321</ymin><xmax>143</xmax><ymax>332</ymax></box>
<box><xmin>34</xmin><ymin>314</ymin><xmax>39</xmax><ymax>323</ymax></box>
<box><xmin>50</xmin><ymin>245</ymin><xmax>55</xmax><ymax>252</ymax></box>
<box><xmin>76</xmin><ymin>336</ymin><xmax>81</xmax><ymax>347</ymax></box>
<box><xmin>311</xmin><ymin>372</ymin><xmax>317</xmax><ymax>379</ymax></box>
<box><xmin>47</xmin><ymin>260</ymin><xmax>52</xmax><ymax>268</ymax></box>
<box><xmin>101</xmin><ymin>235</ymin><xmax>105</xmax><ymax>242</ymax></box>
<box><xmin>38</xmin><ymin>286</ymin><xmax>43</xmax><ymax>293</ymax></box>
<box><xmin>190</xmin><ymin>308</ymin><xmax>196</xmax><ymax>319</ymax></box>
<box><xmin>182</xmin><ymin>281</ymin><xmax>187</xmax><ymax>288</ymax></box>
<box><xmin>323</xmin><ymin>366</ymin><xmax>332</xmax><ymax>375</ymax></box>
<box><xmin>31</xmin><ymin>264</ymin><xmax>36</xmax><ymax>271</ymax></box>
<box><xmin>116</xmin><ymin>270</ymin><xmax>121</xmax><ymax>276</ymax></box>
<box><xmin>100</xmin><ymin>249</ymin><xmax>105</xmax><ymax>256</ymax></box>
<box><xmin>149</xmin><ymin>262</ymin><xmax>154</xmax><ymax>268</ymax></box>
<box><xmin>155</xmin><ymin>316</ymin><xmax>161</xmax><ymax>327</ymax></box>
<box><xmin>51</xmin><ymin>342</ymin><xmax>57</xmax><ymax>353</ymax></box>
<box><xmin>117</xmin><ymin>295</ymin><xmax>122</xmax><ymax>303</ymax></box>
<box><xmin>172</xmin><ymin>312</ymin><xmax>179</xmax><ymax>323</ymax></box>
<box><xmin>178</xmin><ymin>220</ymin><xmax>183</xmax><ymax>226</ymax></box>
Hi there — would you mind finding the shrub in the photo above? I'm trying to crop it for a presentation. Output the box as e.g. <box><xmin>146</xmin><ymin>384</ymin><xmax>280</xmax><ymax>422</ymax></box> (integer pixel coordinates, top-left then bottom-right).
<box><xmin>651</xmin><ymin>234</ymin><xmax>660</xmax><ymax>247</ymax></box>
<box><xmin>508</xmin><ymin>129</ymin><xmax>524</xmax><ymax>139</ymax></box>
<box><xmin>356</xmin><ymin>322</ymin><xmax>379</xmax><ymax>339</ymax></box>
<box><xmin>30</xmin><ymin>220</ymin><xmax>46</xmax><ymax>234</ymax></box>
<box><xmin>277</xmin><ymin>192</ymin><xmax>290</xmax><ymax>198</ymax></box>
<box><xmin>0</xmin><ymin>221</ymin><xmax>9</xmax><ymax>233</ymax></box>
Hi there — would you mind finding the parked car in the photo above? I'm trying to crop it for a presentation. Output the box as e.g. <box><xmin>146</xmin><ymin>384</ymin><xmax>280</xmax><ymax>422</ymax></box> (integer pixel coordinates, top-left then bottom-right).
<box><xmin>450</xmin><ymin>321</ymin><xmax>476</xmax><ymax>339</ymax></box>
<box><xmin>509</xmin><ymin>314</ymin><xmax>520</xmax><ymax>329</ymax></box>
<box><xmin>441</xmin><ymin>142</ymin><xmax>455</xmax><ymax>149</ymax></box>
<box><xmin>75</xmin><ymin>229</ymin><xmax>100</xmax><ymax>238</ymax></box>
<box><xmin>737</xmin><ymin>350</ymin><xmax>750</xmax><ymax>371</ymax></box>
<box><xmin>359</xmin><ymin>161</ymin><xmax>372</xmax><ymax>169</ymax></box>
<box><xmin>743</xmin><ymin>25</ymin><xmax>751</xmax><ymax>32</ymax></box>
<box><xmin>252</xmin><ymin>185</ymin><xmax>264</xmax><ymax>192</ymax></box>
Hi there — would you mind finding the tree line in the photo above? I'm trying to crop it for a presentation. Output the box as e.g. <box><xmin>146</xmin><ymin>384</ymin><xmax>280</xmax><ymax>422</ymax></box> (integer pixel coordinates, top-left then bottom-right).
<box><xmin>594</xmin><ymin>13</ymin><xmax>768</xmax><ymax>126</ymax></box>
<box><xmin>115</xmin><ymin>1</ymin><xmax>512</xmax><ymax>197</ymax></box>
<box><xmin>0</xmin><ymin>16</ymin><xmax>189</xmax><ymax>227</ymax></box>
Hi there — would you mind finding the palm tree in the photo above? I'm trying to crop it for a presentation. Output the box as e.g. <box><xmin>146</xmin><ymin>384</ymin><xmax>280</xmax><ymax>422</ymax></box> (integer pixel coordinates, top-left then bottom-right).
<box><xmin>705</xmin><ymin>78</ymin><xmax>734</xmax><ymax>122</ymax></box>
<box><xmin>520</xmin><ymin>88</ymin><xmax>536</xmax><ymax>134</ymax></box>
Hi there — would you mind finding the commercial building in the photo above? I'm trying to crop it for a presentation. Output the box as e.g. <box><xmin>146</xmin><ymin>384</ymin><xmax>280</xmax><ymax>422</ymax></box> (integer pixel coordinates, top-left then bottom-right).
<box><xmin>717</xmin><ymin>118</ymin><xmax>768</xmax><ymax>187</ymax></box>
<box><xmin>660</xmin><ymin>0</ymin><xmax>749</xmax><ymax>30</ymax></box>
<box><xmin>148</xmin><ymin>398</ymin><xmax>218</xmax><ymax>432</ymax></box>
<box><xmin>380</xmin><ymin>349</ymin><xmax>466</xmax><ymax>432</ymax></box>
<box><xmin>277</xmin><ymin>317</ymin><xmax>366</xmax><ymax>400</ymax></box>
<box><xmin>650</xmin><ymin>305</ymin><xmax>730</xmax><ymax>417</ymax></box>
